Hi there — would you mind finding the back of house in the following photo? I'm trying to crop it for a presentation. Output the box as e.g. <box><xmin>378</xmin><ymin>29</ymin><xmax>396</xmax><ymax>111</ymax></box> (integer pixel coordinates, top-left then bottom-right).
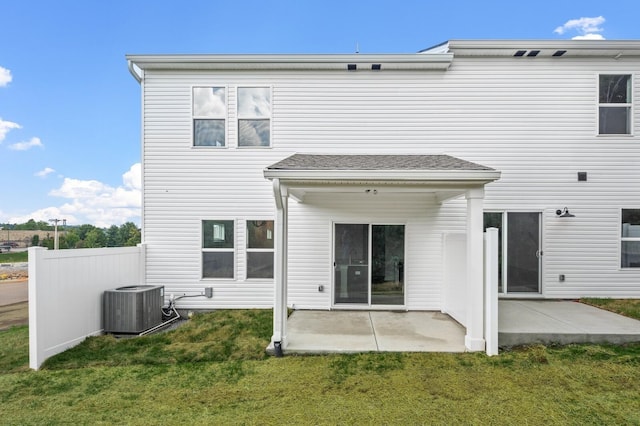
<box><xmin>127</xmin><ymin>39</ymin><xmax>640</xmax><ymax>315</ymax></box>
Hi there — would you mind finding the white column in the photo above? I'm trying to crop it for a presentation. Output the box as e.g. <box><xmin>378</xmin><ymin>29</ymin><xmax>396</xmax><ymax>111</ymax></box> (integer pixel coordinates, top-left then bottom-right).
<box><xmin>484</xmin><ymin>227</ymin><xmax>499</xmax><ymax>356</ymax></box>
<box><xmin>271</xmin><ymin>180</ymin><xmax>288</xmax><ymax>351</ymax></box>
<box><xmin>465</xmin><ymin>187</ymin><xmax>485</xmax><ymax>352</ymax></box>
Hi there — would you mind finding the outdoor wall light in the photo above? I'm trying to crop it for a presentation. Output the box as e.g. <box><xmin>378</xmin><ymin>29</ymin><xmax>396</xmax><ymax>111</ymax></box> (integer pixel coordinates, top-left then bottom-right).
<box><xmin>556</xmin><ymin>207</ymin><xmax>575</xmax><ymax>218</ymax></box>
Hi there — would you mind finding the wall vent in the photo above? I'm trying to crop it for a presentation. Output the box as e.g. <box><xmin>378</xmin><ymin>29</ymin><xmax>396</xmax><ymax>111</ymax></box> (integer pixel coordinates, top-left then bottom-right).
<box><xmin>103</xmin><ymin>285</ymin><xmax>164</xmax><ymax>334</ymax></box>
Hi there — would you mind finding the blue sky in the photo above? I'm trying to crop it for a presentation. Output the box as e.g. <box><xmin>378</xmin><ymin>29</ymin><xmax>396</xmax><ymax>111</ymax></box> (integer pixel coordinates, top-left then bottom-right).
<box><xmin>1</xmin><ymin>0</ymin><xmax>638</xmax><ymax>227</ymax></box>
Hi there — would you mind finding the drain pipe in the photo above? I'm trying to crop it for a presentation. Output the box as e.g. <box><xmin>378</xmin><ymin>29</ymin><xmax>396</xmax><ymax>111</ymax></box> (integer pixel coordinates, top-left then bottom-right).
<box><xmin>273</xmin><ymin>341</ymin><xmax>283</xmax><ymax>357</ymax></box>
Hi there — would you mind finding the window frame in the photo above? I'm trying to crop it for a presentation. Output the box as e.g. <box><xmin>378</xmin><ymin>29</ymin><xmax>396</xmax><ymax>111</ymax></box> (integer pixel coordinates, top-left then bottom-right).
<box><xmin>192</xmin><ymin>86</ymin><xmax>228</xmax><ymax>148</ymax></box>
<box><xmin>621</xmin><ymin>208</ymin><xmax>640</xmax><ymax>269</ymax></box>
<box><xmin>237</xmin><ymin>86</ymin><xmax>272</xmax><ymax>148</ymax></box>
<box><xmin>598</xmin><ymin>74</ymin><xmax>633</xmax><ymax>136</ymax></box>
<box><xmin>201</xmin><ymin>219</ymin><xmax>236</xmax><ymax>279</ymax></box>
<box><xmin>245</xmin><ymin>219</ymin><xmax>275</xmax><ymax>279</ymax></box>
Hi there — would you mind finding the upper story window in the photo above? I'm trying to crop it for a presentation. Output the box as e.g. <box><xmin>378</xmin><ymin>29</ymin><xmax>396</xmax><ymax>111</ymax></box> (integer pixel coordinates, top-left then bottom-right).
<box><xmin>238</xmin><ymin>87</ymin><xmax>271</xmax><ymax>147</ymax></box>
<box><xmin>621</xmin><ymin>209</ymin><xmax>640</xmax><ymax>268</ymax></box>
<box><xmin>193</xmin><ymin>87</ymin><xmax>226</xmax><ymax>147</ymax></box>
<box><xmin>599</xmin><ymin>75</ymin><xmax>632</xmax><ymax>135</ymax></box>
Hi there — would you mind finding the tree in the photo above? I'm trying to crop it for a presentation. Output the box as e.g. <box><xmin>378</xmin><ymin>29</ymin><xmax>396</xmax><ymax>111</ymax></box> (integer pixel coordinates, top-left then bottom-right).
<box><xmin>84</xmin><ymin>228</ymin><xmax>107</xmax><ymax>248</ymax></box>
<box><xmin>31</xmin><ymin>235</ymin><xmax>40</xmax><ymax>246</ymax></box>
<box><xmin>118</xmin><ymin>222</ymin><xmax>141</xmax><ymax>246</ymax></box>
<box><xmin>106</xmin><ymin>225</ymin><xmax>122</xmax><ymax>247</ymax></box>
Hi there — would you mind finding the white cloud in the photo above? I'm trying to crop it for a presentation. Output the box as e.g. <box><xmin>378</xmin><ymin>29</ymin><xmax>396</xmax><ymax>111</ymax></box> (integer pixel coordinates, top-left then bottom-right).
<box><xmin>35</xmin><ymin>167</ymin><xmax>56</xmax><ymax>178</ymax></box>
<box><xmin>122</xmin><ymin>162</ymin><xmax>141</xmax><ymax>190</ymax></box>
<box><xmin>554</xmin><ymin>16</ymin><xmax>606</xmax><ymax>40</ymax></box>
<box><xmin>0</xmin><ymin>66</ymin><xmax>11</xmax><ymax>87</ymax></box>
<box><xmin>572</xmin><ymin>34</ymin><xmax>606</xmax><ymax>40</ymax></box>
<box><xmin>0</xmin><ymin>118</ymin><xmax>21</xmax><ymax>142</ymax></box>
<box><xmin>7</xmin><ymin>163</ymin><xmax>142</xmax><ymax>227</ymax></box>
<box><xmin>9</xmin><ymin>136</ymin><xmax>43</xmax><ymax>151</ymax></box>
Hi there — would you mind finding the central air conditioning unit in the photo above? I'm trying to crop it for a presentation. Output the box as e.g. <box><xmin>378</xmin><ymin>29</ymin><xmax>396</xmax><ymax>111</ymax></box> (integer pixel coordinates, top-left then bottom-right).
<box><xmin>103</xmin><ymin>285</ymin><xmax>164</xmax><ymax>334</ymax></box>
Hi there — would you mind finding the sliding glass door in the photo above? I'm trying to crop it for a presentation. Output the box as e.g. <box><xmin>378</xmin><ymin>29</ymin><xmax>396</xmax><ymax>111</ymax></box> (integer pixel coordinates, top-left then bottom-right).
<box><xmin>334</xmin><ymin>224</ymin><xmax>405</xmax><ymax>306</ymax></box>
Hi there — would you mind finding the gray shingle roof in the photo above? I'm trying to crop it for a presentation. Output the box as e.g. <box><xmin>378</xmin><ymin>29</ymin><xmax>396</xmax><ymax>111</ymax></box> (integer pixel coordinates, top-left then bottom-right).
<box><xmin>266</xmin><ymin>154</ymin><xmax>494</xmax><ymax>171</ymax></box>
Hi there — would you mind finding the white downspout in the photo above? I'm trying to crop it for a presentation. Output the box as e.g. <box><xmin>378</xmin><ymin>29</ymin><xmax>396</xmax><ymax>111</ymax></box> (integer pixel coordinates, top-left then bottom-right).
<box><xmin>271</xmin><ymin>178</ymin><xmax>288</xmax><ymax>356</ymax></box>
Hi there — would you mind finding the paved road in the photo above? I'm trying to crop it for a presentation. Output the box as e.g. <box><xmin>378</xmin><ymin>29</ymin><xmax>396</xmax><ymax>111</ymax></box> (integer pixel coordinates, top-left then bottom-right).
<box><xmin>0</xmin><ymin>280</ymin><xmax>28</xmax><ymax>306</ymax></box>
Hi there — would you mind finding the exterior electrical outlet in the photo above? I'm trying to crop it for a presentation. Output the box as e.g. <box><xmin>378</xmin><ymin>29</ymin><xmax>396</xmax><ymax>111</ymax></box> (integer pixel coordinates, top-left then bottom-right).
<box><xmin>205</xmin><ymin>287</ymin><xmax>213</xmax><ymax>298</ymax></box>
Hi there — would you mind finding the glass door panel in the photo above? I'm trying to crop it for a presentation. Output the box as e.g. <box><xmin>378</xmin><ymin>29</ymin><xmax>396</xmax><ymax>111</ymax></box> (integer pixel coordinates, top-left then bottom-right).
<box><xmin>371</xmin><ymin>225</ymin><xmax>405</xmax><ymax>305</ymax></box>
<box><xmin>506</xmin><ymin>212</ymin><xmax>540</xmax><ymax>293</ymax></box>
<box><xmin>334</xmin><ymin>224</ymin><xmax>368</xmax><ymax>304</ymax></box>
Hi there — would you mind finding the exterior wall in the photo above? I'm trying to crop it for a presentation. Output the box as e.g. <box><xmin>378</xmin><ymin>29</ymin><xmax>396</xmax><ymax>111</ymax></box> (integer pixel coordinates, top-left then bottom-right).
<box><xmin>140</xmin><ymin>53</ymin><xmax>640</xmax><ymax>308</ymax></box>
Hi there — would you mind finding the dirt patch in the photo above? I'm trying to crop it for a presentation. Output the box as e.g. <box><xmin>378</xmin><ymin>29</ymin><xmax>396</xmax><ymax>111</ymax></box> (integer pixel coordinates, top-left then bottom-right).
<box><xmin>0</xmin><ymin>263</ymin><xmax>28</xmax><ymax>281</ymax></box>
<box><xmin>0</xmin><ymin>302</ymin><xmax>28</xmax><ymax>330</ymax></box>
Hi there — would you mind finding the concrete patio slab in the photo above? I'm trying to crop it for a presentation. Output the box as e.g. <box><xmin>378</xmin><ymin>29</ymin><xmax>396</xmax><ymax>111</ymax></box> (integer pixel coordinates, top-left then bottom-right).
<box><xmin>272</xmin><ymin>301</ymin><xmax>640</xmax><ymax>355</ymax></box>
<box><xmin>499</xmin><ymin>300</ymin><xmax>640</xmax><ymax>346</ymax></box>
<box><xmin>283</xmin><ymin>310</ymin><xmax>465</xmax><ymax>354</ymax></box>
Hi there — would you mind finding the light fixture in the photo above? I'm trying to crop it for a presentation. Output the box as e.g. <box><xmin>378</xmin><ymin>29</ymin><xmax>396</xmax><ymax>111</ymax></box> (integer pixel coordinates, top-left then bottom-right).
<box><xmin>556</xmin><ymin>207</ymin><xmax>575</xmax><ymax>218</ymax></box>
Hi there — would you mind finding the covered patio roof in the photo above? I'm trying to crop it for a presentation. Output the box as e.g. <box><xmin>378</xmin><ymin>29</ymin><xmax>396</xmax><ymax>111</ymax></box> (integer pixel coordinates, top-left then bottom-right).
<box><xmin>263</xmin><ymin>154</ymin><xmax>501</xmax><ymax>355</ymax></box>
<box><xmin>264</xmin><ymin>154</ymin><xmax>501</xmax><ymax>202</ymax></box>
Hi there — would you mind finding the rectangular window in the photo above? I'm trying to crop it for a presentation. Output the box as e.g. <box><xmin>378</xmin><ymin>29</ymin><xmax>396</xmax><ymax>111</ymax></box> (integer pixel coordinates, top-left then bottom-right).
<box><xmin>202</xmin><ymin>220</ymin><xmax>234</xmax><ymax>278</ymax></box>
<box><xmin>621</xmin><ymin>209</ymin><xmax>640</xmax><ymax>268</ymax></box>
<box><xmin>193</xmin><ymin>87</ymin><xmax>226</xmax><ymax>146</ymax></box>
<box><xmin>238</xmin><ymin>87</ymin><xmax>271</xmax><ymax>147</ymax></box>
<box><xmin>599</xmin><ymin>75</ymin><xmax>632</xmax><ymax>135</ymax></box>
<box><xmin>246</xmin><ymin>220</ymin><xmax>274</xmax><ymax>279</ymax></box>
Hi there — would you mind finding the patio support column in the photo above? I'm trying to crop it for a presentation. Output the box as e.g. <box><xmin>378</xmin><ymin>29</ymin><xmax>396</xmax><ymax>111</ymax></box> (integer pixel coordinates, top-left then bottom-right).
<box><xmin>465</xmin><ymin>187</ymin><xmax>486</xmax><ymax>352</ymax></box>
<box><xmin>271</xmin><ymin>179</ymin><xmax>289</xmax><ymax>351</ymax></box>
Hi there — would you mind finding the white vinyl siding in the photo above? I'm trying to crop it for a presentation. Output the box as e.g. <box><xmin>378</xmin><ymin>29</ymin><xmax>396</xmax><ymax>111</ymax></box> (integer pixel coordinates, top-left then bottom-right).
<box><xmin>140</xmin><ymin>55</ymin><xmax>640</xmax><ymax>308</ymax></box>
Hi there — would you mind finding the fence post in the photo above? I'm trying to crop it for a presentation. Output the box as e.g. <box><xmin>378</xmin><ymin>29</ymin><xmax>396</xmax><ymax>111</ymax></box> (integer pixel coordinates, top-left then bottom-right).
<box><xmin>28</xmin><ymin>246</ymin><xmax>47</xmax><ymax>370</ymax></box>
<box><xmin>484</xmin><ymin>227</ymin><xmax>499</xmax><ymax>356</ymax></box>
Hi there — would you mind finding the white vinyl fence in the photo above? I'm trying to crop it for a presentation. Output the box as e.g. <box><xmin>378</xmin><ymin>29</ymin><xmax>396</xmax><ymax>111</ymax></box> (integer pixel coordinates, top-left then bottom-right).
<box><xmin>442</xmin><ymin>229</ymin><xmax>499</xmax><ymax>356</ymax></box>
<box><xmin>29</xmin><ymin>245</ymin><xmax>145</xmax><ymax>370</ymax></box>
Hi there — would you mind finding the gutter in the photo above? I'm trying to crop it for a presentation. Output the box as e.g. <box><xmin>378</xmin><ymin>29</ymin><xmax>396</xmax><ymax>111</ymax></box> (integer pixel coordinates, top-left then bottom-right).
<box><xmin>127</xmin><ymin>59</ymin><xmax>143</xmax><ymax>83</ymax></box>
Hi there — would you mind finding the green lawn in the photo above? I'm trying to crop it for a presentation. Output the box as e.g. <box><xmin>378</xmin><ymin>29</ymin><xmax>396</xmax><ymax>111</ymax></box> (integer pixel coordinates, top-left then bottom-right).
<box><xmin>1</xmin><ymin>309</ymin><xmax>640</xmax><ymax>424</ymax></box>
<box><xmin>0</xmin><ymin>250</ymin><xmax>28</xmax><ymax>263</ymax></box>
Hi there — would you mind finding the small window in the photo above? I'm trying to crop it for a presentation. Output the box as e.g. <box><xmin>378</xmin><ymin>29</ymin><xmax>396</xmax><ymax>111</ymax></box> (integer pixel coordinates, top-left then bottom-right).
<box><xmin>599</xmin><ymin>75</ymin><xmax>632</xmax><ymax>135</ymax></box>
<box><xmin>246</xmin><ymin>220</ymin><xmax>274</xmax><ymax>279</ymax></box>
<box><xmin>238</xmin><ymin>87</ymin><xmax>271</xmax><ymax>147</ymax></box>
<box><xmin>203</xmin><ymin>220</ymin><xmax>234</xmax><ymax>278</ymax></box>
<box><xmin>621</xmin><ymin>209</ymin><xmax>640</xmax><ymax>268</ymax></box>
<box><xmin>193</xmin><ymin>87</ymin><xmax>226</xmax><ymax>146</ymax></box>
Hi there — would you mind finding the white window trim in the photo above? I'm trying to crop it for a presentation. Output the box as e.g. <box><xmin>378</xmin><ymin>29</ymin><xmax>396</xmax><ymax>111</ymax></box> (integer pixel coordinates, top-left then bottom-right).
<box><xmin>192</xmin><ymin>85</ymin><xmax>229</xmax><ymax>149</ymax></box>
<box><xmin>201</xmin><ymin>218</ymin><xmax>237</xmax><ymax>280</ymax></box>
<box><xmin>620</xmin><ymin>208</ymin><xmax>640</xmax><ymax>270</ymax></box>
<box><xmin>596</xmin><ymin>73</ymin><xmax>634</xmax><ymax>137</ymax></box>
<box><xmin>236</xmin><ymin>86</ymin><xmax>273</xmax><ymax>149</ymax></box>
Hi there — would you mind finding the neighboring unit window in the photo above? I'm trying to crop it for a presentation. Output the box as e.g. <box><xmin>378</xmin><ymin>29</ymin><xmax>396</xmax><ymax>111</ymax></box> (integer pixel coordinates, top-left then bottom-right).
<box><xmin>193</xmin><ymin>87</ymin><xmax>226</xmax><ymax>146</ymax></box>
<box><xmin>238</xmin><ymin>87</ymin><xmax>271</xmax><ymax>147</ymax></box>
<box><xmin>246</xmin><ymin>220</ymin><xmax>274</xmax><ymax>279</ymax></box>
<box><xmin>599</xmin><ymin>75</ymin><xmax>632</xmax><ymax>135</ymax></box>
<box><xmin>202</xmin><ymin>220</ymin><xmax>234</xmax><ymax>278</ymax></box>
<box><xmin>621</xmin><ymin>209</ymin><xmax>640</xmax><ymax>268</ymax></box>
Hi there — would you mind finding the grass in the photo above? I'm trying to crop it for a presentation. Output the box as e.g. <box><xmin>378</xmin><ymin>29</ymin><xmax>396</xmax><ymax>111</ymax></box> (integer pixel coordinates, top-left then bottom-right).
<box><xmin>0</xmin><ymin>250</ymin><xmax>28</xmax><ymax>263</ymax></box>
<box><xmin>1</xmin><ymin>307</ymin><xmax>640</xmax><ymax>423</ymax></box>
<box><xmin>581</xmin><ymin>298</ymin><xmax>640</xmax><ymax>321</ymax></box>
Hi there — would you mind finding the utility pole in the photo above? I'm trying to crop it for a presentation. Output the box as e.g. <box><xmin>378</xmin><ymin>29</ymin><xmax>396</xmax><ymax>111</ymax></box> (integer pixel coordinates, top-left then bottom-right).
<box><xmin>49</xmin><ymin>218</ymin><xmax>66</xmax><ymax>250</ymax></box>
